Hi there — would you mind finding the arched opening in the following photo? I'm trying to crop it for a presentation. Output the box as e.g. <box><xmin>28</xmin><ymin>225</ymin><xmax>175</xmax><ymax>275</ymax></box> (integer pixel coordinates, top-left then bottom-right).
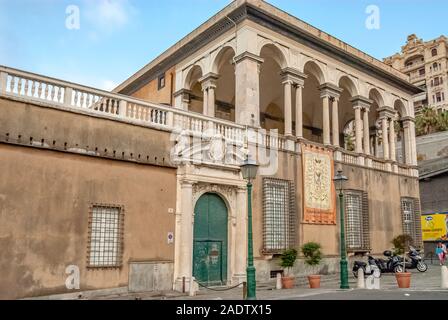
<box><xmin>338</xmin><ymin>76</ymin><xmax>358</xmax><ymax>149</ymax></box>
<box><xmin>369</xmin><ymin>89</ymin><xmax>384</xmax><ymax>157</ymax></box>
<box><xmin>184</xmin><ymin>65</ymin><xmax>204</xmax><ymax>114</ymax></box>
<box><xmin>302</xmin><ymin>61</ymin><xmax>325</xmax><ymax>143</ymax></box>
<box><xmin>213</xmin><ymin>47</ymin><xmax>236</xmax><ymax>122</ymax></box>
<box><xmin>193</xmin><ymin>193</ymin><xmax>228</xmax><ymax>286</ymax></box>
<box><xmin>394</xmin><ymin>100</ymin><xmax>407</xmax><ymax>164</ymax></box>
<box><xmin>259</xmin><ymin>44</ymin><xmax>287</xmax><ymax>134</ymax></box>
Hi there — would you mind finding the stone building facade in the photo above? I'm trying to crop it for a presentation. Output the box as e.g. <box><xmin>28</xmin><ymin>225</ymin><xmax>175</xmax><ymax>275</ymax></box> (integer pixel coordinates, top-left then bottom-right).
<box><xmin>384</xmin><ymin>34</ymin><xmax>448</xmax><ymax>113</ymax></box>
<box><xmin>0</xmin><ymin>0</ymin><xmax>424</xmax><ymax>299</ymax></box>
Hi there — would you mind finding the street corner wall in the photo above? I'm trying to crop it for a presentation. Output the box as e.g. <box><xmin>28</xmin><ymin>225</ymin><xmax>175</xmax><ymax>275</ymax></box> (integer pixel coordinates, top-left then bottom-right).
<box><xmin>341</xmin><ymin>163</ymin><xmax>420</xmax><ymax>254</ymax></box>
<box><xmin>0</xmin><ymin>98</ymin><xmax>178</xmax><ymax>299</ymax></box>
<box><xmin>130</xmin><ymin>67</ymin><xmax>176</xmax><ymax>105</ymax></box>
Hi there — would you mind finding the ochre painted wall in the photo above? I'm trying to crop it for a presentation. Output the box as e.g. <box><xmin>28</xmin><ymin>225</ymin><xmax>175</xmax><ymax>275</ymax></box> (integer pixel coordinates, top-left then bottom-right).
<box><xmin>0</xmin><ymin>144</ymin><xmax>176</xmax><ymax>299</ymax></box>
<box><xmin>130</xmin><ymin>67</ymin><xmax>176</xmax><ymax>105</ymax></box>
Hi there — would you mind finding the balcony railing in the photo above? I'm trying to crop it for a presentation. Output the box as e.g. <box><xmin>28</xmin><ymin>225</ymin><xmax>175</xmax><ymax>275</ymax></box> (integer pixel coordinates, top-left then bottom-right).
<box><xmin>0</xmin><ymin>65</ymin><xmax>418</xmax><ymax>177</ymax></box>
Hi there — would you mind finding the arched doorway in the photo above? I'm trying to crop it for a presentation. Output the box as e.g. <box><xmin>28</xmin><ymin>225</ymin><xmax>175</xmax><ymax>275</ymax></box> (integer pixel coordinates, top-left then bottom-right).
<box><xmin>193</xmin><ymin>193</ymin><xmax>228</xmax><ymax>286</ymax></box>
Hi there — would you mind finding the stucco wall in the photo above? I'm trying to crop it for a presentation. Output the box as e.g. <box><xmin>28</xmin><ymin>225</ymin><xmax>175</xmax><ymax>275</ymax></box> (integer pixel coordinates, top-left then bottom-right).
<box><xmin>131</xmin><ymin>67</ymin><xmax>176</xmax><ymax>105</ymax></box>
<box><xmin>249</xmin><ymin>148</ymin><xmax>420</xmax><ymax>265</ymax></box>
<box><xmin>0</xmin><ymin>97</ymin><xmax>177</xmax><ymax>299</ymax></box>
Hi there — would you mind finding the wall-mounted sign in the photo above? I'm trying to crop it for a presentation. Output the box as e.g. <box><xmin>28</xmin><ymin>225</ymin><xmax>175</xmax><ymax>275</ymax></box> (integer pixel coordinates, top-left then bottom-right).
<box><xmin>421</xmin><ymin>214</ymin><xmax>448</xmax><ymax>241</ymax></box>
<box><xmin>167</xmin><ymin>232</ymin><xmax>174</xmax><ymax>244</ymax></box>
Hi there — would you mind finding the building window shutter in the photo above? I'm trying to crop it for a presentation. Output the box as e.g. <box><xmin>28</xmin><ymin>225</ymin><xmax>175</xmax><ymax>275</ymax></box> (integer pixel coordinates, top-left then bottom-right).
<box><xmin>413</xmin><ymin>198</ymin><xmax>423</xmax><ymax>249</ymax></box>
<box><xmin>262</xmin><ymin>178</ymin><xmax>296</xmax><ymax>254</ymax></box>
<box><xmin>344</xmin><ymin>190</ymin><xmax>370</xmax><ymax>252</ymax></box>
<box><xmin>362</xmin><ymin>191</ymin><xmax>371</xmax><ymax>251</ymax></box>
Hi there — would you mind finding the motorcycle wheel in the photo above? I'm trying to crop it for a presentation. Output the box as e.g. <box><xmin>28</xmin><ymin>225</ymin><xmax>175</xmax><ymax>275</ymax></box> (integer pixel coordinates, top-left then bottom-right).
<box><xmin>417</xmin><ymin>262</ymin><xmax>428</xmax><ymax>272</ymax></box>
<box><xmin>394</xmin><ymin>265</ymin><xmax>404</xmax><ymax>273</ymax></box>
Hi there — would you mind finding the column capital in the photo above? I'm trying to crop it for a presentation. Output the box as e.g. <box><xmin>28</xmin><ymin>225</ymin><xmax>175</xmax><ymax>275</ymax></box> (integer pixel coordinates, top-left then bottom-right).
<box><xmin>199</xmin><ymin>72</ymin><xmax>219</xmax><ymax>90</ymax></box>
<box><xmin>319</xmin><ymin>83</ymin><xmax>343</xmax><ymax>99</ymax></box>
<box><xmin>400</xmin><ymin>116</ymin><xmax>416</xmax><ymax>123</ymax></box>
<box><xmin>280</xmin><ymin>67</ymin><xmax>307</xmax><ymax>86</ymax></box>
<box><xmin>173</xmin><ymin>88</ymin><xmax>192</xmax><ymax>101</ymax></box>
<box><xmin>378</xmin><ymin>106</ymin><xmax>396</xmax><ymax>119</ymax></box>
<box><xmin>234</xmin><ymin>52</ymin><xmax>264</xmax><ymax>65</ymax></box>
<box><xmin>350</xmin><ymin>95</ymin><xmax>373</xmax><ymax>109</ymax></box>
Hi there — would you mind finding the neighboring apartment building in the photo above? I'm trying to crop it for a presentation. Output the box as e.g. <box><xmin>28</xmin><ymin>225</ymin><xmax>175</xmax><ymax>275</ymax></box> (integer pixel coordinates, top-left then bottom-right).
<box><xmin>384</xmin><ymin>34</ymin><xmax>448</xmax><ymax>114</ymax></box>
<box><xmin>0</xmin><ymin>0</ymin><xmax>424</xmax><ymax>299</ymax></box>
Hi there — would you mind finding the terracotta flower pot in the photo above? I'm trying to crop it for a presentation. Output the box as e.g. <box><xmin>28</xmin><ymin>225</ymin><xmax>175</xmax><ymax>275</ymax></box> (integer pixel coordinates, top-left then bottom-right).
<box><xmin>308</xmin><ymin>275</ymin><xmax>321</xmax><ymax>289</ymax></box>
<box><xmin>395</xmin><ymin>272</ymin><xmax>412</xmax><ymax>288</ymax></box>
<box><xmin>281</xmin><ymin>276</ymin><xmax>295</xmax><ymax>289</ymax></box>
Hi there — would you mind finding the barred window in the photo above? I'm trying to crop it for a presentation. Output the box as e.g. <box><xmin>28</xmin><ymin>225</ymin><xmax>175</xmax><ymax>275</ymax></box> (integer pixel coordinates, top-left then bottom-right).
<box><xmin>344</xmin><ymin>191</ymin><xmax>370</xmax><ymax>252</ymax></box>
<box><xmin>401</xmin><ymin>198</ymin><xmax>423</xmax><ymax>248</ymax></box>
<box><xmin>262</xmin><ymin>178</ymin><xmax>296</xmax><ymax>253</ymax></box>
<box><xmin>88</xmin><ymin>204</ymin><xmax>124</xmax><ymax>268</ymax></box>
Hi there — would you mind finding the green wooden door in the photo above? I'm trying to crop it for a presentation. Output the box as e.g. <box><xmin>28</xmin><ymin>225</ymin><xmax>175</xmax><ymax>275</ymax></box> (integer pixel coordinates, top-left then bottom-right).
<box><xmin>193</xmin><ymin>193</ymin><xmax>228</xmax><ymax>286</ymax></box>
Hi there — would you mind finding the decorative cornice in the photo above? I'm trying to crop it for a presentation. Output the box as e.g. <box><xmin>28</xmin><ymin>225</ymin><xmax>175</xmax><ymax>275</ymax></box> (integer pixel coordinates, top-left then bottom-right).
<box><xmin>173</xmin><ymin>88</ymin><xmax>192</xmax><ymax>98</ymax></box>
<box><xmin>117</xmin><ymin>1</ymin><xmax>424</xmax><ymax>96</ymax></box>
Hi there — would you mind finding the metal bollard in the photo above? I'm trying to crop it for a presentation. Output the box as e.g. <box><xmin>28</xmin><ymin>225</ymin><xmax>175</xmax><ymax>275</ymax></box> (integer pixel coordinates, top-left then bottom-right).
<box><xmin>243</xmin><ymin>282</ymin><xmax>247</xmax><ymax>300</ymax></box>
<box><xmin>357</xmin><ymin>269</ymin><xmax>366</xmax><ymax>289</ymax></box>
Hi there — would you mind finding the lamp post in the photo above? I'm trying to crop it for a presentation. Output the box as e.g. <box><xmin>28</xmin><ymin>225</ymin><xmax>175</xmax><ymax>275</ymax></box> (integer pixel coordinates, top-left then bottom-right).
<box><xmin>333</xmin><ymin>169</ymin><xmax>350</xmax><ymax>289</ymax></box>
<box><xmin>240</xmin><ymin>157</ymin><xmax>259</xmax><ymax>300</ymax></box>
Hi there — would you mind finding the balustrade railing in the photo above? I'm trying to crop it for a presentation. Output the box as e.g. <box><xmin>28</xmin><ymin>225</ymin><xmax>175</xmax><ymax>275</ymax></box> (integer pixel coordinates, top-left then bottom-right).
<box><xmin>0</xmin><ymin>65</ymin><xmax>418</xmax><ymax>176</ymax></box>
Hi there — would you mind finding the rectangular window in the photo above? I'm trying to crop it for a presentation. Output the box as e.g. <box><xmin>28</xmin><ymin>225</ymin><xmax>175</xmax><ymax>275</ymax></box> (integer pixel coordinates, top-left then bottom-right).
<box><xmin>401</xmin><ymin>198</ymin><xmax>423</xmax><ymax>249</ymax></box>
<box><xmin>88</xmin><ymin>204</ymin><xmax>124</xmax><ymax>268</ymax></box>
<box><xmin>158</xmin><ymin>74</ymin><xmax>166</xmax><ymax>90</ymax></box>
<box><xmin>419</xmin><ymin>68</ymin><xmax>425</xmax><ymax>76</ymax></box>
<box><xmin>262</xmin><ymin>178</ymin><xmax>296</xmax><ymax>253</ymax></box>
<box><xmin>436</xmin><ymin>92</ymin><xmax>442</xmax><ymax>103</ymax></box>
<box><xmin>344</xmin><ymin>191</ymin><xmax>370</xmax><ymax>252</ymax></box>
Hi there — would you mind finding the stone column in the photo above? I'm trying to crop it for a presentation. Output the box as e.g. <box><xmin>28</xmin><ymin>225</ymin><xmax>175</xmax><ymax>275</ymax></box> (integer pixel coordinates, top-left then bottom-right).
<box><xmin>199</xmin><ymin>73</ymin><xmax>219</xmax><ymax>118</ymax></box>
<box><xmin>208</xmin><ymin>85</ymin><xmax>216</xmax><ymax>118</ymax></box>
<box><xmin>402</xmin><ymin>118</ymin><xmax>417</xmax><ymax>165</ymax></box>
<box><xmin>381</xmin><ymin>116</ymin><xmax>390</xmax><ymax>160</ymax></box>
<box><xmin>174</xmin><ymin>180</ymin><xmax>195</xmax><ymax>291</ymax></box>
<box><xmin>202</xmin><ymin>87</ymin><xmax>209</xmax><ymax>116</ymax></box>
<box><xmin>233</xmin><ymin>187</ymin><xmax>247</xmax><ymax>284</ymax></box>
<box><xmin>283</xmin><ymin>80</ymin><xmax>293</xmax><ymax>137</ymax></box>
<box><xmin>363</xmin><ymin>107</ymin><xmax>370</xmax><ymax>155</ymax></box>
<box><xmin>322</xmin><ymin>95</ymin><xmax>331</xmax><ymax>145</ymax></box>
<box><xmin>332</xmin><ymin>97</ymin><xmax>340</xmax><ymax>147</ymax></box>
<box><xmin>235</xmin><ymin>52</ymin><xmax>264</xmax><ymax>127</ymax></box>
<box><xmin>295</xmin><ymin>84</ymin><xmax>303</xmax><ymax>139</ymax></box>
<box><xmin>389</xmin><ymin>117</ymin><xmax>397</xmax><ymax>161</ymax></box>
<box><xmin>354</xmin><ymin>106</ymin><xmax>363</xmax><ymax>154</ymax></box>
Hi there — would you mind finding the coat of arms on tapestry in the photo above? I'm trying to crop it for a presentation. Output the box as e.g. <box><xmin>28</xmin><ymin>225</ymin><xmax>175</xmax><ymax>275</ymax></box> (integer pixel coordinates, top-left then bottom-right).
<box><xmin>302</xmin><ymin>145</ymin><xmax>336</xmax><ymax>225</ymax></box>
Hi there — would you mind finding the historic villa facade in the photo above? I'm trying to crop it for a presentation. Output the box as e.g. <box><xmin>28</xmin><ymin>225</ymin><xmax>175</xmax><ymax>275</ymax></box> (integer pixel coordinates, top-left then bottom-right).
<box><xmin>0</xmin><ymin>0</ymin><xmax>424</xmax><ymax>299</ymax></box>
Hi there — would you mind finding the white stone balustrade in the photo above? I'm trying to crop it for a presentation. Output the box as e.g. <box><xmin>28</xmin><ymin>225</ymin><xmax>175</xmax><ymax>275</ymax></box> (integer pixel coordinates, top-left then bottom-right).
<box><xmin>0</xmin><ymin>65</ymin><xmax>418</xmax><ymax>177</ymax></box>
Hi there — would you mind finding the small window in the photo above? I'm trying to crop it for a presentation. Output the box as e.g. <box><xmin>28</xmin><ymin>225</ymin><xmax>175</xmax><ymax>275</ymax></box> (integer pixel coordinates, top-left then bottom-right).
<box><xmin>401</xmin><ymin>198</ymin><xmax>422</xmax><ymax>249</ymax></box>
<box><xmin>433</xmin><ymin>62</ymin><xmax>439</xmax><ymax>71</ymax></box>
<box><xmin>419</xmin><ymin>68</ymin><xmax>425</xmax><ymax>76</ymax></box>
<box><xmin>432</xmin><ymin>48</ymin><xmax>438</xmax><ymax>57</ymax></box>
<box><xmin>158</xmin><ymin>74</ymin><xmax>166</xmax><ymax>90</ymax></box>
<box><xmin>262</xmin><ymin>178</ymin><xmax>296</xmax><ymax>253</ymax></box>
<box><xmin>345</xmin><ymin>190</ymin><xmax>370</xmax><ymax>252</ymax></box>
<box><xmin>436</xmin><ymin>92</ymin><xmax>442</xmax><ymax>103</ymax></box>
<box><xmin>87</xmin><ymin>204</ymin><xmax>124</xmax><ymax>268</ymax></box>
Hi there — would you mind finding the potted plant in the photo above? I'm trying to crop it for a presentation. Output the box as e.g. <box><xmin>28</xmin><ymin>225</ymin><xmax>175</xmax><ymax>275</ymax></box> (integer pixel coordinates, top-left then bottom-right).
<box><xmin>392</xmin><ymin>234</ymin><xmax>414</xmax><ymax>288</ymax></box>
<box><xmin>280</xmin><ymin>248</ymin><xmax>298</xmax><ymax>289</ymax></box>
<box><xmin>301</xmin><ymin>242</ymin><xmax>322</xmax><ymax>289</ymax></box>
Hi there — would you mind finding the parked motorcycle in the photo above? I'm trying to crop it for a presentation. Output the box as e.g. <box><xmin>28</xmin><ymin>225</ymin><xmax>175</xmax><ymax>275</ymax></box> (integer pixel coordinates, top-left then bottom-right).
<box><xmin>393</xmin><ymin>246</ymin><xmax>428</xmax><ymax>273</ymax></box>
<box><xmin>353</xmin><ymin>251</ymin><xmax>402</xmax><ymax>277</ymax></box>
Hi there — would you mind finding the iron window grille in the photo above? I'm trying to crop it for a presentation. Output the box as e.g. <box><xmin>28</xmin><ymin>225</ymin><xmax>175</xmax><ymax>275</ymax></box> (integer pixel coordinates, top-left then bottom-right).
<box><xmin>401</xmin><ymin>198</ymin><xmax>423</xmax><ymax>249</ymax></box>
<box><xmin>262</xmin><ymin>178</ymin><xmax>296</xmax><ymax>254</ymax></box>
<box><xmin>87</xmin><ymin>204</ymin><xmax>125</xmax><ymax>269</ymax></box>
<box><xmin>344</xmin><ymin>190</ymin><xmax>370</xmax><ymax>252</ymax></box>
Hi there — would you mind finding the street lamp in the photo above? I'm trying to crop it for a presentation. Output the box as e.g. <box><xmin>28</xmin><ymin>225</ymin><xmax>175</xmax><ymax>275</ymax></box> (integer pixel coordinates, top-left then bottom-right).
<box><xmin>333</xmin><ymin>169</ymin><xmax>350</xmax><ymax>290</ymax></box>
<box><xmin>240</xmin><ymin>157</ymin><xmax>259</xmax><ymax>300</ymax></box>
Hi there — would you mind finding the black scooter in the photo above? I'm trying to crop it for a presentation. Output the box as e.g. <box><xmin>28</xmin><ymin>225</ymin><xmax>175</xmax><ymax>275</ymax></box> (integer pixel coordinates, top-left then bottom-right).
<box><xmin>394</xmin><ymin>246</ymin><xmax>428</xmax><ymax>273</ymax></box>
<box><xmin>353</xmin><ymin>251</ymin><xmax>402</xmax><ymax>277</ymax></box>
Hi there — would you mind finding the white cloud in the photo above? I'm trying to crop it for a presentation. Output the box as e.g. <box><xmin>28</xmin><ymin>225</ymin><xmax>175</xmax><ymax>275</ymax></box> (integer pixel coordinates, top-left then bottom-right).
<box><xmin>84</xmin><ymin>0</ymin><xmax>135</xmax><ymax>31</ymax></box>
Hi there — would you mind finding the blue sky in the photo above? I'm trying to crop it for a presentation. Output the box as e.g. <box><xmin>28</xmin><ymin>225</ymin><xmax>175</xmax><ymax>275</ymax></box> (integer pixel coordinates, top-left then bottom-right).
<box><xmin>0</xmin><ymin>0</ymin><xmax>446</xmax><ymax>91</ymax></box>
